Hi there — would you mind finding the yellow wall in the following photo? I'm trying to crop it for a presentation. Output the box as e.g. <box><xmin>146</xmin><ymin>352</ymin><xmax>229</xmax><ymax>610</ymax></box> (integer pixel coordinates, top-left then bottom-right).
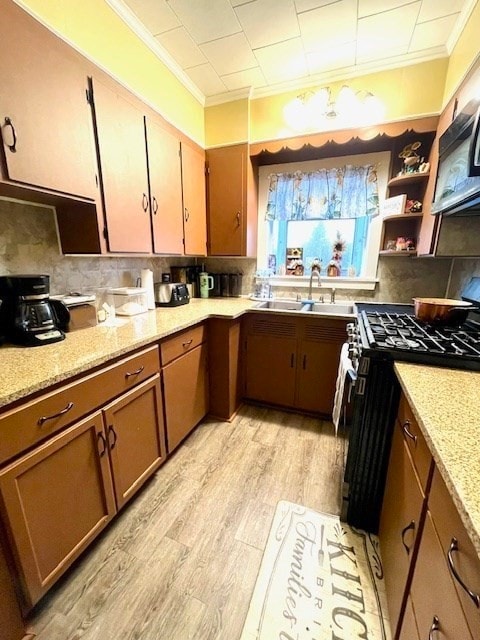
<box><xmin>18</xmin><ymin>0</ymin><xmax>205</xmax><ymax>145</ymax></box>
<box><xmin>443</xmin><ymin>0</ymin><xmax>480</xmax><ymax>104</ymax></box>
<box><xmin>204</xmin><ymin>99</ymin><xmax>250</xmax><ymax>148</ymax></box>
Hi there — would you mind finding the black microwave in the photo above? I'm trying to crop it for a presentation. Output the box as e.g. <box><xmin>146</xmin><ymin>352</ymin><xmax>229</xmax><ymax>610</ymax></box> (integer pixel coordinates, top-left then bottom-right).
<box><xmin>432</xmin><ymin>98</ymin><xmax>480</xmax><ymax>215</ymax></box>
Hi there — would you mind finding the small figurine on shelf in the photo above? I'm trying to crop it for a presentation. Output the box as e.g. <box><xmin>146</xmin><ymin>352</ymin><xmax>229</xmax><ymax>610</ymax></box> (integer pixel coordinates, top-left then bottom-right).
<box><xmin>310</xmin><ymin>258</ymin><xmax>322</xmax><ymax>274</ymax></box>
<box><xmin>405</xmin><ymin>238</ymin><xmax>416</xmax><ymax>251</ymax></box>
<box><xmin>399</xmin><ymin>141</ymin><xmax>422</xmax><ymax>174</ymax></box>
<box><xmin>327</xmin><ymin>231</ymin><xmax>346</xmax><ymax>276</ymax></box>
<box><xmin>405</xmin><ymin>199</ymin><xmax>423</xmax><ymax>213</ymax></box>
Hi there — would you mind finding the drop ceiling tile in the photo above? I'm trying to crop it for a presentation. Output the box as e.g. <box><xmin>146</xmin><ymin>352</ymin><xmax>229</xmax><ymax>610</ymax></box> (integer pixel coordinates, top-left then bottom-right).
<box><xmin>358</xmin><ymin>0</ymin><xmax>413</xmax><ymax>19</ymax></box>
<box><xmin>156</xmin><ymin>27</ymin><xmax>207</xmax><ymax>68</ymax></box>
<box><xmin>299</xmin><ymin>0</ymin><xmax>357</xmax><ymax>53</ymax></box>
<box><xmin>235</xmin><ymin>0</ymin><xmax>299</xmax><ymax>49</ymax></box>
<box><xmin>185</xmin><ymin>63</ymin><xmax>228</xmax><ymax>96</ymax></box>
<box><xmin>221</xmin><ymin>66</ymin><xmax>267</xmax><ymax>90</ymax></box>
<box><xmin>410</xmin><ymin>14</ymin><xmax>458</xmax><ymax>52</ymax></box>
<box><xmin>230</xmin><ymin>0</ymin><xmax>256</xmax><ymax>5</ymax></box>
<box><xmin>295</xmin><ymin>0</ymin><xmax>340</xmax><ymax>12</ymax></box>
<box><xmin>254</xmin><ymin>38</ymin><xmax>308</xmax><ymax>84</ymax></box>
<box><xmin>306</xmin><ymin>41</ymin><xmax>356</xmax><ymax>74</ymax></box>
<box><xmin>200</xmin><ymin>32</ymin><xmax>258</xmax><ymax>76</ymax></box>
<box><xmin>418</xmin><ymin>0</ymin><xmax>464</xmax><ymax>22</ymax></box>
<box><xmin>167</xmin><ymin>0</ymin><xmax>241</xmax><ymax>43</ymax></box>
<box><xmin>124</xmin><ymin>0</ymin><xmax>180</xmax><ymax>34</ymax></box>
<box><xmin>357</xmin><ymin>2</ymin><xmax>421</xmax><ymax>62</ymax></box>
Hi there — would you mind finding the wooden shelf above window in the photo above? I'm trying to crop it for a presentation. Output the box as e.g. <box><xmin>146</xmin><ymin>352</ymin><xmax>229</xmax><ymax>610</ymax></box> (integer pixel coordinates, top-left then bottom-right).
<box><xmin>387</xmin><ymin>172</ymin><xmax>430</xmax><ymax>188</ymax></box>
<box><xmin>382</xmin><ymin>211</ymin><xmax>423</xmax><ymax>221</ymax></box>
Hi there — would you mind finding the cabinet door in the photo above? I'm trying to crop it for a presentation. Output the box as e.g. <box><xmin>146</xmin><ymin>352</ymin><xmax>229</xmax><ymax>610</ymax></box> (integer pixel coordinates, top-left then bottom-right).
<box><xmin>103</xmin><ymin>375</ymin><xmax>166</xmax><ymax>510</ymax></box>
<box><xmin>181</xmin><ymin>142</ymin><xmax>207</xmax><ymax>256</ymax></box>
<box><xmin>411</xmin><ymin>511</ymin><xmax>473</xmax><ymax>640</ymax></box>
<box><xmin>0</xmin><ymin>536</ymin><xmax>26</xmax><ymax>640</ymax></box>
<box><xmin>244</xmin><ymin>315</ymin><xmax>298</xmax><ymax>408</ymax></box>
<box><xmin>0</xmin><ymin>411</ymin><xmax>116</xmax><ymax>608</ymax></box>
<box><xmin>162</xmin><ymin>343</ymin><xmax>209</xmax><ymax>453</ymax></box>
<box><xmin>207</xmin><ymin>145</ymin><xmax>245</xmax><ymax>256</ymax></box>
<box><xmin>91</xmin><ymin>78</ymin><xmax>151</xmax><ymax>252</ymax></box>
<box><xmin>379</xmin><ymin>421</ymin><xmax>426</xmax><ymax>636</ymax></box>
<box><xmin>0</xmin><ymin>0</ymin><xmax>96</xmax><ymax>198</ymax></box>
<box><xmin>295</xmin><ymin>318</ymin><xmax>346</xmax><ymax>414</ymax></box>
<box><xmin>146</xmin><ymin>118</ymin><xmax>184</xmax><ymax>254</ymax></box>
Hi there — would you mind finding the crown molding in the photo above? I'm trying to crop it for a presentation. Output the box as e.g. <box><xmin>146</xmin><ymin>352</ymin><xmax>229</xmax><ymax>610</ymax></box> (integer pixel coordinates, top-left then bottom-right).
<box><xmin>205</xmin><ymin>87</ymin><xmax>253</xmax><ymax>107</ymax></box>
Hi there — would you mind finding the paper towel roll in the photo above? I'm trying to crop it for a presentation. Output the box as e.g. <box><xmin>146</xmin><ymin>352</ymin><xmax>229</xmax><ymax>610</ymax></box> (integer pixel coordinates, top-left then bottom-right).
<box><xmin>141</xmin><ymin>269</ymin><xmax>155</xmax><ymax>310</ymax></box>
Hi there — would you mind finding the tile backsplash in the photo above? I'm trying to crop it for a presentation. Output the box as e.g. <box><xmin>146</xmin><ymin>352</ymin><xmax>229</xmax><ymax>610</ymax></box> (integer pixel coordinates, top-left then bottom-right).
<box><xmin>1</xmin><ymin>199</ymin><xmax>479</xmax><ymax>302</ymax></box>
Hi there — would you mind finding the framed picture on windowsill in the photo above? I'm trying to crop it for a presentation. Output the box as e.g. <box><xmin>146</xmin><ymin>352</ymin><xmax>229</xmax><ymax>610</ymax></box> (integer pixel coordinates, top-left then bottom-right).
<box><xmin>381</xmin><ymin>194</ymin><xmax>407</xmax><ymax>217</ymax></box>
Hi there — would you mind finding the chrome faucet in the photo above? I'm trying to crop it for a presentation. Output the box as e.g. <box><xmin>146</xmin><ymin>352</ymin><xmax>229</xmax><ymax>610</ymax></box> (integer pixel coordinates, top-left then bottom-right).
<box><xmin>308</xmin><ymin>270</ymin><xmax>321</xmax><ymax>300</ymax></box>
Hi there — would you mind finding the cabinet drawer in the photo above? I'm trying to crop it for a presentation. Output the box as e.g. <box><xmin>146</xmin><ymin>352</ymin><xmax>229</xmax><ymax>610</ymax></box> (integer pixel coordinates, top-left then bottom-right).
<box><xmin>397</xmin><ymin>394</ymin><xmax>433</xmax><ymax>492</ymax></box>
<box><xmin>160</xmin><ymin>323</ymin><xmax>206</xmax><ymax>366</ymax></box>
<box><xmin>429</xmin><ymin>469</ymin><xmax>480</xmax><ymax>639</ymax></box>
<box><xmin>0</xmin><ymin>345</ymin><xmax>160</xmax><ymax>465</ymax></box>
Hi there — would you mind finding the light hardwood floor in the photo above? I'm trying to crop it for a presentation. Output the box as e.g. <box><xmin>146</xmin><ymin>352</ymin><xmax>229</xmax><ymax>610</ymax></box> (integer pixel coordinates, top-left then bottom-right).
<box><xmin>26</xmin><ymin>404</ymin><xmax>347</xmax><ymax>640</ymax></box>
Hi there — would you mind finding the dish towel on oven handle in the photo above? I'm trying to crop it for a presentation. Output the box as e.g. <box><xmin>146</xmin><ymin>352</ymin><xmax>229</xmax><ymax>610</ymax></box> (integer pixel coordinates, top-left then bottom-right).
<box><xmin>332</xmin><ymin>342</ymin><xmax>355</xmax><ymax>436</ymax></box>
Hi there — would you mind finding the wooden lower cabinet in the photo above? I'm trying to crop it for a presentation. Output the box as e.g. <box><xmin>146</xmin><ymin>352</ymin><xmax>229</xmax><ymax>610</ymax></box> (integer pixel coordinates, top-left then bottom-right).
<box><xmin>102</xmin><ymin>374</ymin><xmax>166</xmax><ymax>511</ymax></box>
<box><xmin>0</xmin><ymin>533</ymin><xmax>29</xmax><ymax>640</ymax></box>
<box><xmin>162</xmin><ymin>342</ymin><xmax>209</xmax><ymax>453</ymax></box>
<box><xmin>0</xmin><ymin>411</ymin><xmax>116</xmax><ymax>609</ymax></box>
<box><xmin>244</xmin><ymin>314</ymin><xmax>346</xmax><ymax>415</ymax></box>
<box><xmin>410</xmin><ymin>511</ymin><xmax>474</xmax><ymax>640</ymax></box>
<box><xmin>379</xmin><ymin>419</ymin><xmax>428</xmax><ymax>636</ymax></box>
<box><xmin>208</xmin><ymin>318</ymin><xmax>243</xmax><ymax>421</ymax></box>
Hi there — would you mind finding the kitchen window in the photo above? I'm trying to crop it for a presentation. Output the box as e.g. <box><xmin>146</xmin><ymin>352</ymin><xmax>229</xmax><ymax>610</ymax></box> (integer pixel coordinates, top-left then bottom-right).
<box><xmin>256</xmin><ymin>151</ymin><xmax>391</xmax><ymax>290</ymax></box>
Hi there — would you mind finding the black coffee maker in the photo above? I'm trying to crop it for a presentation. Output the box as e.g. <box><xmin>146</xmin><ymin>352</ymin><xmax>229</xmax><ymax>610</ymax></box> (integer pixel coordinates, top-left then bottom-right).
<box><xmin>0</xmin><ymin>275</ymin><xmax>69</xmax><ymax>346</ymax></box>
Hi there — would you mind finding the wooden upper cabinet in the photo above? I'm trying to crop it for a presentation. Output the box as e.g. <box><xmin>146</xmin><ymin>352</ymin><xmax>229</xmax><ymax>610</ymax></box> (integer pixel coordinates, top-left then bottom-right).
<box><xmin>90</xmin><ymin>77</ymin><xmax>152</xmax><ymax>253</ymax></box>
<box><xmin>0</xmin><ymin>0</ymin><xmax>97</xmax><ymax>199</ymax></box>
<box><xmin>181</xmin><ymin>142</ymin><xmax>207</xmax><ymax>256</ymax></box>
<box><xmin>145</xmin><ymin>118</ymin><xmax>184</xmax><ymax>255</ymax></box>
<box><xmin>206</xmin><ymin>144</ymin><xmax>257</xmax><ymax>257</ymax></box>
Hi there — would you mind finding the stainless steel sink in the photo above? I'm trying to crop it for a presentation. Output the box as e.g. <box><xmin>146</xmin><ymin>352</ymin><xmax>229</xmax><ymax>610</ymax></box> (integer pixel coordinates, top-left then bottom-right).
<box><xmin>252</xmin><ymin>299</ymin><xmax>354</xmax><ymax>316</ymax></box>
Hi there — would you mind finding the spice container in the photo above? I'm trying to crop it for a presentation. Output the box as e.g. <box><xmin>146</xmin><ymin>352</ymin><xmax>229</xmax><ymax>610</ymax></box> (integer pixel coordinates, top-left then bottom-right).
<box><xmin>107</xmin><ymin>287</ymin><xmax>148</xmax><ymax>316</ymax></box>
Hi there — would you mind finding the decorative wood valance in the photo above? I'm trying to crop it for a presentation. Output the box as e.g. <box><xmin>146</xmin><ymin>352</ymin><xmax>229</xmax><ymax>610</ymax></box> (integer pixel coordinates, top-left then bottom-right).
<box><xmin>249</xmin><ymin>115</ymin><xmax>439</xmax><ymax>165</ymax></box>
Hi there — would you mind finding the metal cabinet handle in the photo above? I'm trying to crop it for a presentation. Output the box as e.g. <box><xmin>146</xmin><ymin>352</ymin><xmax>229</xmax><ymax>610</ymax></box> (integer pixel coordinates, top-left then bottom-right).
<box><xmin>290</xmin><ymin>353</ymin><xmax>295</xmax><ymax>368</ymax></box>
<box><xmin>142</xmin><ymin>193</ymin><xmax>148</xmax><ymax>212</ymax></box>
<box><xmin>236</xmin><ymin>211</ymin><xmax>241</xmax><ymax>227</ymax></box>
<box><xmin>152</xmin><ymin>195</ymin><xmax>158</xmax><ymax>215</ymax></box>
<box><xmin>182</xmin><ymin>339</ymin><xmax>193</xmax><ymax>348</ymax></box>
<box><xmin>125</xmin><ymin>365</ymin><xmax>144</xmax><ymax>378</ymax></box>
<box><xmin>402</xmin><ymin>419</ymin><xmax>418</xmax><ymax>446</ymax></box>
<box><xmin>401</xmin><ymin>520</ymin><xmax>415</xmax><ymax>555</ymax></box>
<box><xmin>2</xmin><ymin>116</ymin><xmax>17</xmax><ymax>152</ymax></box>
<box><xmin>97</xmin><ymin>432</ymin><xmax>107</xmax><ymax>457</ymax></box>
<box><xmin>428</xmin><ymin>616</ymin><xmax>439</xmax><ymax>640</ymax></box>
<box><xmin>38</xmin><ymin>401</ymin><xmax>74</xmax><ymax>426</ymax></box>
<box><xmin>184</xmin><ymin>207</ymin><xmax>190</xmax><ymax>221</ymax></box>
<box><xmin>447</xmin><ymin>537</ymin><xmax>480</xmax><ymax>608</ymax></box>
<box><xmin>302</xmin><ymin>354</ymin><xmax>307</xmax><ymax>370</ymax></box>
<box><xmin>108</xmin><ymin>425</ymin><xmax>117</xmax><ymax>450</ymax></box>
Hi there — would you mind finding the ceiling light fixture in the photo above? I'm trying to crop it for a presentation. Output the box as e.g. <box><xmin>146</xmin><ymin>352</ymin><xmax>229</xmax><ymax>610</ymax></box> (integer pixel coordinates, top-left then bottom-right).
<box><xmin>283</xmin><ymin>85</ymin><xmax>385</xmax><ymax>132</ymax></box>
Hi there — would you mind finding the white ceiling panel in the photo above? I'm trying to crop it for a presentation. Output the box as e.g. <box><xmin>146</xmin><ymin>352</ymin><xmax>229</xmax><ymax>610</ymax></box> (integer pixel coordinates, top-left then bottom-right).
<box><xmin>306</xmin><ymin>42</ymin><xmax>356</xmax><ymax>74</ymax></box>
<box><xmin>156</xmin><ymin>27</ymin><xmax>207</xmax><ymax>68</ymax></box>
<box><xmin>118</xmin><ymin>0</ymin><xmax>473</xmax><ymax>104</ymax></box>
<box><xmin>123</xmin><ymin>0</ymin><xmax>180</xmax><ymax>34</ymax></box>
<box><xmin>200</xmin><ymin>32</ymin><xmax>258</xmax><ymax>76</ymax></box>
<box><xmin>299</xmin><ymin>0</ymin><xmax>357</xmax><ymax>53</ymax></box>
<box><xmin>185</xmin><ymin>63</ymin><xmax>228</xmax><ymax>96</ymax></box>
<box><xmin>167</xmin><ymin>0</ymin><xmax>241</xmax><ymax>43</ymax></box>
<box><xmin>410</xmin><ymin>13</ymin><xmax>458</xmax><ymax>52</ymax></box>
<box><xmin>357</xmin><ymin>2</ymin><xmax>421</xmax><ymax>62</ymax></box>
<box><xmin>221</xmin><ymin>66</ymin><xmax>267</xmax><ymax>90</ymax></box>
<box><xmin>254</xmin><ymin>38</ymin><xmax>308</xmax><ymax>84</ymax></box>
<box><xmin>235</xmin><ymin>0</ymin><xmax>299</xmax><ymax>50</ymax></box>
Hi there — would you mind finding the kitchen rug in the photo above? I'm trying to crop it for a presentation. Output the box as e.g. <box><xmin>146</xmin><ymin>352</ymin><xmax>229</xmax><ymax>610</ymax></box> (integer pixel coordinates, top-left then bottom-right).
<box><xmin>241</xmin><ymin>501</ymin><xmax>392</xmax><ymax>640</ymax></box>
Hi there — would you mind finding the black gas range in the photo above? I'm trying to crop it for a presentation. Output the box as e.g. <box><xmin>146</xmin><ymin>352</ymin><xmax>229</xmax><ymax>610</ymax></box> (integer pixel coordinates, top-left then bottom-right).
<box><xmin>355</xmin><ymin>302</ymin><xmax>480</xmax><ymax>372</ymax></box>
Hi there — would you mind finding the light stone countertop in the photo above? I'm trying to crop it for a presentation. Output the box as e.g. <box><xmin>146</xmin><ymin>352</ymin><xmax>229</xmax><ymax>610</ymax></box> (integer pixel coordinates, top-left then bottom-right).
<box><xmin>394</xmin><ymin>362</ymin><xmax>480</xmax><ymax>558</ymax></box>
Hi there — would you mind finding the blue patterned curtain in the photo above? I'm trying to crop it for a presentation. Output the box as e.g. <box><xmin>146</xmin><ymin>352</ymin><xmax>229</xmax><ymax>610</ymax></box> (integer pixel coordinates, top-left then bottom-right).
<box><xmin>265</xmin><ymin>165</ymin><xmax>379</xmax><ymax>221</ymax></box>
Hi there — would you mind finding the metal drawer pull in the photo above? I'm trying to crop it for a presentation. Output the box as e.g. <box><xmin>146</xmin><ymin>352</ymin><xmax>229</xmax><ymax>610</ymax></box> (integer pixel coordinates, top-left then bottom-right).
<box><xmin>236</xmin><ymin>211</ymin><xmax>241</xmax><ymax>227</ymax></box>
<box><xmin>125</xmin><ymin>365</ymin><xmax>144</xmax><ymax>378</ymax></box>
<box><xmin>182</xmin><ymin>339</ymin><xmax>193</xmax><ymax>348</ymax></box>
<box><xmin>447</xmin><ymin>537</ymin><xmax>480</xmax><ymax>608</ymax></box>
<box><xmin>290</xmin><ymin>353</ymin><xmax>295</xmax><ymax>368</ymax></box>
<box><xmin>108</xmin><ymin>426</ymin><xmax>117</xmax><ymax>450</ymax></box>
<box><xmin>37</xmin><ymin>401</ymin><xmax>74</xmax><ymax>426</ymax></box>
<box><xmin>3</xmin><ymin>116</ymin><xmax>17</xmax><ymax>152</ymax></box>
<box><xmin>428</xmin><ymin>616</ymin><xmax>439</xmax><ymax>640</ymax></box>
<box><xmin>302</xmin><ymin>354</ymin><xmax>307</xmax><ymax>369</ymax></box>
<box><xmin>142</xmin><ymin>193</ymin><xmax>148</xmax><ymax>211</ymax></box>
<box><xmin>401</xmin><ymin>520</ymin><xmax>415</xmax><ymax>555</ymax></box>
<box><xmin>184</xmin><ymin>207</ymin><xmax>189</xmax><ymax>221</ymax></box>
<box><xmin>402</xmin><ymin>420</ymin><xmax>417</xmax><ymax>445</ymax></box>
<box><xmin>97</xmin><ymin>432</ymin><xmax>107</xmax><ymax>457</ymax></box>
<box><xmin>152</xmin><ymin>195</ymin><xmax>158</xmax><ymax>214</ymax></box>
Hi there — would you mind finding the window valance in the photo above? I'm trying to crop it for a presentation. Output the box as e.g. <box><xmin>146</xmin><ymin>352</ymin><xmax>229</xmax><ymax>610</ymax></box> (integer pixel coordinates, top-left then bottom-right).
<box><xmin>265</xmin><ymin>164</ymin><xmax>379</xmax><ymax>221</ymax></box>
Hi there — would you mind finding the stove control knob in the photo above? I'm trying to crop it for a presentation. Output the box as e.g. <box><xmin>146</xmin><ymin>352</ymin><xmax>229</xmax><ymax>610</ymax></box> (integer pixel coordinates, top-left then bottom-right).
<box><xmin>346</xmin><ymin>322</ymin><xmax>357</xmax><ymax>342</ymax></box>
<box><xmin>348</xmin><ymin>345</ymin><xmax>359</xmax><ymax>361</ymax></box>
